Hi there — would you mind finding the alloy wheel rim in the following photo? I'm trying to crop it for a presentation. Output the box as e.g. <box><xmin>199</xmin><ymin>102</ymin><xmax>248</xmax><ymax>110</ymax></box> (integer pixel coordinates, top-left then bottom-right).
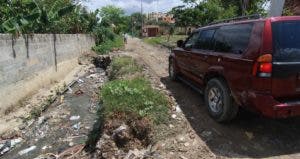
<box><xmin>208</xmin><ymin>87</ymin><xmax>223</xmax><ymax>114</ymax></box>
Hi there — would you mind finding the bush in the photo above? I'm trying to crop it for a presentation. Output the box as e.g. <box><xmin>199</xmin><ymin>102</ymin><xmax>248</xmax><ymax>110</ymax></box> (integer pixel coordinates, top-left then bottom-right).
<box><xmin>109</xmin><ymin>56</ymin><xmax>142</xmax><ymax>80</ymax></box>
<box><xmin>101</xmin><ymin>78</ymin><xmax>169</xmax><ymax>124</ymax></box>
<box><xmin>92</xmin><ymin>36</ymin><xmax>124</xmax><ymax>55</ymax></box>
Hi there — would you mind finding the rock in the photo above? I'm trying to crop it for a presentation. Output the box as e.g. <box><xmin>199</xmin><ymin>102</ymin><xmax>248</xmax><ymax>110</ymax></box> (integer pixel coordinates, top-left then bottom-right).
<box><xmin>18</xmin><ymin>146</ymin><xmax>37</xmax><ymax>156</ymax></box>
<box><xmin>70</xmin><ymin>115</ymin><xmax>80</xmax><ymax>121</ymax></box>
<box><xmin>184</xmin><ymin>142</ymin><xmax>190</xmax><ymax>147</ymax></box>
<box><xmin>176</xmin><ymin>135</ymin><xmax>185</xmax><ymax>143</ymax></box>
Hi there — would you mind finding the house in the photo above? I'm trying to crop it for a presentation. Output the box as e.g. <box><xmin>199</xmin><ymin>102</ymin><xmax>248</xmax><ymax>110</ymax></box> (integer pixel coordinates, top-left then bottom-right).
<box><xmin>142</xmin><ymin>25</ymin><xmax>159</xmax><ymax>37</ymax></box>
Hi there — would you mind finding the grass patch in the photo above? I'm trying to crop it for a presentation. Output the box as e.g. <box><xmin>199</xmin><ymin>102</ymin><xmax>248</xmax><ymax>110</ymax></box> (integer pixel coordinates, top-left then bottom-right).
<box><xmin>109</xmin><ymin>56</ymin><xmax>142</xmax><ymax>80</ymax></box>
<box><xmin>101</xmin><ymin>77</ymin><xmax>169</xmax><ymax>124</ymax></box>
<box><xmin>92</xmin><ymin>36</ymin><xmax>124</xmax><ymax>55</ymax></box>
<box><xmin>143</xmin><ymin>35</ymin><xmax>187</xmax><ymax>48</ymax></box>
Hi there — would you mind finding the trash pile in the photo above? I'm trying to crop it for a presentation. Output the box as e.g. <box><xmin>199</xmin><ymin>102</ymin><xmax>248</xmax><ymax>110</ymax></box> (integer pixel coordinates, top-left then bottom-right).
<box><xmin>0</xmin><ymin>56</ymin><xmax>109</xmax><ymax>159</ymax></box>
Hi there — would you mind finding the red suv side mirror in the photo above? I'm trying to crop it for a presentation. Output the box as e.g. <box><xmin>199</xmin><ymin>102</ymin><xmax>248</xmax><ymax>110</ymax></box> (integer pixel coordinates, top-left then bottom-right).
<box><xmin>177</xmin><ymin>40</ymin><xmax>184</xmax><ymax>48</ymax></box>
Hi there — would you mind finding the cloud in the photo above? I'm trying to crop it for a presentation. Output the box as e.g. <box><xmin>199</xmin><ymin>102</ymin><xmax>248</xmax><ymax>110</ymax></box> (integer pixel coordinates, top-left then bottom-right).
<box><xmin>84</xmin><ymin>0</ymin><xmax>185</xmax><ymax>14</ymax></box>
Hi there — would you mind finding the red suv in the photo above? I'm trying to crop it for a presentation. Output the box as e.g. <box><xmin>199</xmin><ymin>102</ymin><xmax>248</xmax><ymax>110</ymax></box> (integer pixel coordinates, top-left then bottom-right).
<box><xmin>169</xmin><ymin>16</ymin><xmax>300</xmax><ymax>122</ymax></box>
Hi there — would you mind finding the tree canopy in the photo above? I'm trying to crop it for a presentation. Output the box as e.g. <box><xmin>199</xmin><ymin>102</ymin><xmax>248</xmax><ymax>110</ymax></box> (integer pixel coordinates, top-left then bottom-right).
<box><xmin>171</xmin><ymin>0</ymin><xmax>270</xmax><ymax>27</ymax></box>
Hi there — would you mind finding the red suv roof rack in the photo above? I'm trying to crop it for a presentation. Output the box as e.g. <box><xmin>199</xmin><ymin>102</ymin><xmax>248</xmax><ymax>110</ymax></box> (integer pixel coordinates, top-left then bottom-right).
<box><xmin>208</xmin><ymin>14</ymin><xmax>262</xmax><ymax>25</ymax></box>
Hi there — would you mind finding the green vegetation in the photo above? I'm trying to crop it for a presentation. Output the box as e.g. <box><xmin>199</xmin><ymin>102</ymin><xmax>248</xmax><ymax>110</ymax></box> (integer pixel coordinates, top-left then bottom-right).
<box><xmin>0</xmin><ymin>0</ymin><xmax>98</xmax><ymax>35</ymax></box>
<box><xmin>109</xmin><ymin>56</ymin><xmax>142</xmax><ymax>80</ymax></box>
<box><xmin>143</xmin><ymin>35</ymin><xmax>187</xmax><ymax>48</ymax></box>
<box><xmin>101</xmin><ymin>78</ymin><xmax>168</xmax><ymax>124</ymax></box>
<box><xmin>171</xmin><ymin>0</ymin><xmax>270</xmax><ymax>27</ymax></box>
<box><xmin>92</xmin><ymin>36</ymin><xmax>124</xmax><ymax>55</ymax></box>
<box><xmin>101</xmin><ymin>56</ymin><xmax>169</xmax><ymax>124</ymax></box>
<box><xmin>91</xmin><ymin>5</ymin><xmax>129</xmax><ymax>54</ymax></box>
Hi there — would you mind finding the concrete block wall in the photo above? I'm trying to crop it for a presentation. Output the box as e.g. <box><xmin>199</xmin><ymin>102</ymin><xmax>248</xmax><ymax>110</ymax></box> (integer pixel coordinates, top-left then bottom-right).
<box><xmin>0</xmin><ymin>34</ymin><xmax>95</xmax><ymax>112</ymax></box>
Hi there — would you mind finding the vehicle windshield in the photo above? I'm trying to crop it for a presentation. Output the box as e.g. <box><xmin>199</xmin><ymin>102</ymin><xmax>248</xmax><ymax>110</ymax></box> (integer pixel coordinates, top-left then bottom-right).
<box><xmin>272</xmin><ymin>21</ymin><xmax>300</xmax><ymax>62</ymax></box>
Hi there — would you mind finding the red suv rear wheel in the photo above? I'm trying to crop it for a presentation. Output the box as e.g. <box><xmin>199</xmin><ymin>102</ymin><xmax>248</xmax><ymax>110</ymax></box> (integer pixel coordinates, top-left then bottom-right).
<box><xmin>205</xmin><ymin>78</ymin><xmax>238</xmax><ymax>122</ymax></box>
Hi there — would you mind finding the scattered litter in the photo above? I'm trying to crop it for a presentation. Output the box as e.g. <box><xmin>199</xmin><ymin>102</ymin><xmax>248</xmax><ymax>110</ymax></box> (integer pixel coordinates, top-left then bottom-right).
<box><xmin>245</xmin><ymin>131</ymin><xmax>254</xmax><ymax>140</ymax></box>
<box><xmin>70</xmin><ymin>115</ymin><xmax>80</xmax><ymax>121</ymax></box>
<box><xmin>41</xmin><ymin>145</ymin><xmax>52</xmax><ymax>150</ymax></box>
<box><xmin>112</xmin><ymin>124</ymin><xmax>128</xmax><ymax>138</ymax></box>
<box><xmin>171</xmin><ymin>114</ymin><xmax>177</xmax><ymax>119</ymax></box>
<box><xmin>69</xmin><ymin>142</ymin><xmax>74</xmax><ymax>147</ymax></box>
<box><xmin>37</xmin><ymin>116</ymin><xmax>47</xmax><ymax>125</ymax></box>
<box><xmin>67</xmin><ymin>86</ymin><xmax>73</xmax><ymax>94</ymax></box>
<box><xmin>74</xmin><ymin>89</ymin><xmax>84</xmax><ymax>96</ymax></box>
<box><xmin>60</xmin><ymin>95</ymin><xmax>64</xmax><ymax>103</ymax></box>
<box><xmin>77</xmin><ymin>78</ymin><xmax>84</xmax><ymax>83</ymax></box>
<box><xmin>175</xmin><ymin>104</ymin><xmax>182</xmax><ymax>113</ymax></box>
<box><xmin>87</xmin><ymin>74</ymin><xmax>98</xmax><ymax>79</ymax></box>
<box><xmin>72</xmin><ymin>122</ymin><xmax>81</xmax><ymax>130</ymax></box>
<box><xmin>169</xmin><ymin>124</ymin><xmax>174</xmax><ymax>128</ymax></box>
<box><xmin>201</xmin><ymin>130</ymin><xmax>212</xmax><ymax>137</ymax></box>
<box><xmin>0</xmin><ymin>138</ymin><xmax>23</xmax><ymax>156</ymax></box>
<box><xmin>18</xmin><ymin>146</ymin><xmax>37</xmax><ymax>156</ymax></box>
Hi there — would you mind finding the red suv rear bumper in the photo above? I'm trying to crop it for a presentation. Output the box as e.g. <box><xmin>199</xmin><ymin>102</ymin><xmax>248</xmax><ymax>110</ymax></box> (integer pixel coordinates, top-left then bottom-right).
<box><xmin>247</xmin><ymin>93</ymin><xmax>300</xmax><ymax>118</ymax></box>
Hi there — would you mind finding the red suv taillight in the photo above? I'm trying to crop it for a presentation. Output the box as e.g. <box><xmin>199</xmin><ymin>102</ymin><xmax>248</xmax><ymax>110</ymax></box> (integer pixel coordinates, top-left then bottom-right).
<box><xmin>252</xmin><ymin>54</ymin><xmax>272</xmax><ymax>77</ymax></box>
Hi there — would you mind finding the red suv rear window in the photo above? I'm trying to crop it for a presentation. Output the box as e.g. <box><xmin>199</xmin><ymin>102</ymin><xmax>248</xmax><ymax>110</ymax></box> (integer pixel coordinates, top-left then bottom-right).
<box><xmin>272</xmin><ymin>21</ymin><xmax>300</xmax><ymax>62</ymax></box>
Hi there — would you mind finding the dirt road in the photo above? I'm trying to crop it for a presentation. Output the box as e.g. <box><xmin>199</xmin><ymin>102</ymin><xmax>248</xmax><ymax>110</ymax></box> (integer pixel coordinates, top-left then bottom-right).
<box><xmin>124</xmin><ymin>37</ymin><xmax>300</xmax><ymax>158</ymax></box>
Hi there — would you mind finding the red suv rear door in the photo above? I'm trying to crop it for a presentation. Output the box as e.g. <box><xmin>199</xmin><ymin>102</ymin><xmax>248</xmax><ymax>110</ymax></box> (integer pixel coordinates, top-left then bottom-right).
<box><xmin>271</xmin><ymin>19</ymin><xmax>300</xmax><ymax>99</ymax></box>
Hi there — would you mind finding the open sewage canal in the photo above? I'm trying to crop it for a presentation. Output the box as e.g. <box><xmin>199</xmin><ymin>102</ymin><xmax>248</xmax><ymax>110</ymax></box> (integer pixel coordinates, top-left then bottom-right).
<box><xmin>1</xmin><ymin>57</ymin><xmax>110</xmax><ymax>159</ymax></box>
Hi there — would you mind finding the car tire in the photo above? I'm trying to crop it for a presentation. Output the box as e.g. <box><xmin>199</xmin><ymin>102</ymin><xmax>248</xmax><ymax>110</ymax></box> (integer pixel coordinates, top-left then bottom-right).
<box><xmin>169</xmin><ymin>58</ymin><xmax>177</xmax><ymax>81</ymax></box>
<box><xmin>205</xmin><ymin>78</ymin><xmax>238</xmax><ymax>122</ymax></box>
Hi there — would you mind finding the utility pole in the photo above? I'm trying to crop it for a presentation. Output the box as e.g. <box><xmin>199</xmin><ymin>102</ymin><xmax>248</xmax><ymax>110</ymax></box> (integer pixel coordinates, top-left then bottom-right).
<box><xmin>141</xmin><ymin>0</ymin><xmax>144</xmax><ymax>37</ymax></box>
<box><xmin>268</xmin><ymin>0</ymin><xmax>285</xmax><ymax>17</ymax></box>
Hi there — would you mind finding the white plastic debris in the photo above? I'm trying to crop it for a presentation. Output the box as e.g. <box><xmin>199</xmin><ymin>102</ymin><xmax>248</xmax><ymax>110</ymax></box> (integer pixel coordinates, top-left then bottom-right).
<box><xmin>171</xmin><ymin>114</ymin><xmax>177</xmax><ymax>119</ymax></box>
<box><xmin>72</xmin><ymin>122</ymin><xmax>81</xmax><ymax>130</ymax></box>
<box><xmin>10</xmin><ymin>138</ymin><xmax>22</xmax><ymax>147</ymax></box>
<box><xmin>77</xmin><ymin>79</ymin><xmax>84</xmax><ymax>83</ymax></box>
<box><xmin>0</xmin><ymin>138</ymin><xmax>23</xmax><ymax>155</ymax></box>
<box><xmin>112</xmin><ymin>124</ymin><xmax>128</xmax><ymax>137</ymax></box>
<box><xmin>70</xmin><ymin>115</ymin><xmax>80</xmax><ymax>121</ymax></box>
<box><xmin>18</xmin><ymin>146</ymin><xmax>37</xmax><ymax>156</ymax></box>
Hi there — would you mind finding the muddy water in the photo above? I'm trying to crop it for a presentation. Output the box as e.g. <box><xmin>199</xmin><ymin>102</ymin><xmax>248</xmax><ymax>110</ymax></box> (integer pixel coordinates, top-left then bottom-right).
<box><xmin>2</xmin><ymin>67</ymin><xmax>107</xmax><ymax>159</ymax></box>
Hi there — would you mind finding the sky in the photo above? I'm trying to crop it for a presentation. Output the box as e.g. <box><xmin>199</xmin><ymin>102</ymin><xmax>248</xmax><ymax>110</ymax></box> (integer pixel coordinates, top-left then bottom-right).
<box><xmin>84</xmin><ymin>0</ymin><xmax>185</xmax><ymax>14</ymax></box>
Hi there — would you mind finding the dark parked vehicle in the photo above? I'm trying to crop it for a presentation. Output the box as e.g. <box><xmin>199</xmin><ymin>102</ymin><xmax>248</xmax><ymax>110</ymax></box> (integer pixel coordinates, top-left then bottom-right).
<box><xmin>169</xmin><ymin>15</ymin><xmax>300</xmax><ymax>122</ymax></box>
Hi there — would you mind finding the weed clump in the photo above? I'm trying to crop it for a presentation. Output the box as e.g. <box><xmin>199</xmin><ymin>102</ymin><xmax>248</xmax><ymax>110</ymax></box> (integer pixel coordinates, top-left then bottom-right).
<box><xmin>92</xmin><ymin>36</ymin><xmax>124</xmax><ymax>55</ymax></box>
<box><xmin>101</xmin><ymin>78</ymin><xmax>168</xmax><ymax>124</ymax></box>
<box><xmin>108</xmin><ymin>56</ymin><xmax>142</xmax><ymax>80</ymax></box>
